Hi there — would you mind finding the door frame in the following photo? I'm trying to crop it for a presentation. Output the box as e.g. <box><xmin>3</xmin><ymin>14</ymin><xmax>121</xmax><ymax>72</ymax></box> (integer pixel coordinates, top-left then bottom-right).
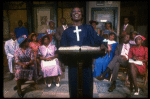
<box><xmin>26</xmin><ymin>2</ymin><xmax>57</xmax><ymax>33</ymax></box>
<box><xmin>91</xmin><ymin>7</ymin><xmax>118</xmax><ymax>32</ymax></box>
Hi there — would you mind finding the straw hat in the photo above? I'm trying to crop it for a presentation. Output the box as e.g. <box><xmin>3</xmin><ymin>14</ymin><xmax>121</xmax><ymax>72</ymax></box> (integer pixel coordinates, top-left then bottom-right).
<box><xmin>17</xmin><ymin>35</ymin><xmax>27</xmax><ymax>45</ymax></box>
<box><xmin>28</xmin><ymin>33</ymin><xmax>39</xmax><ymax>41</ymax></box>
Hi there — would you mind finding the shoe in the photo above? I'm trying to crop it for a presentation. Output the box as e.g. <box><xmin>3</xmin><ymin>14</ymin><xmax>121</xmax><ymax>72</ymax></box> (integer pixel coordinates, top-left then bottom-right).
<box><xmin>14</xmin><ymin>85</ymin><xmax>18</xmax><ymax>90</ymax></box>
<box><xmin>17</xmin><ymin>91</ymin><xmax>23</xmax><ymax>98</ymax></box>
<box><xmin>56</xmin><ymin>83</ymin><xmax>60</xmax><ymax>87</ymax></box>
<box><xmin>108</xmin><ymin>84</ymin><xmax>116</xmax><ymax>92</ymax></box>
<box><xmin>48</xmin><ymin>84</ymin><xmax>51</xmax><ymax>88</ymax></box>
<box><xmin>134</xmin><ymin>88</ymin><xmax>140</xmax><ymax>95</ymax></box>
<box><xmin>96</xmin><ymin>75</ymin><xmax>104</xmax><ymax>80</ymax></box>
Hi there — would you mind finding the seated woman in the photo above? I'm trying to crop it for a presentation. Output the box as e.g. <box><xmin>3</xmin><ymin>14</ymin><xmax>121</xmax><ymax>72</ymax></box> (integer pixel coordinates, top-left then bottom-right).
<box><xmin>89</xmin><ymin>20</ymin><xmax>100</xmax><ymax>34</ymax></box>
<box><xmin>37</xmin><ymin>35</ymin><xmax>62</xmax><ymax>88</ymax></box>
<box><xmin>14</xmin><ymin>35</ymin><xmax>37</xmax><ymax>98</ymax></box>
<box><xmin>101</xmin><ymin>21</ymin><xmax>114</xmax><ymax>39</ymax></box>
<box><xmin>28</xmin><ymin>33</ymin><xmax>41</xmax><ymax>76</ymax></box>
<box><xmin>129</xmin><ymin>31</ymin><xmax>138</xmax><ymax>46</ymax></box>
<box><xmin>93</xmin><ymin>32</ymin><xmax>118</xmax><ymax>79</ymax></box>
<box><xmin>128</xmin><ymin>35</ymin><xmax>148</xmax><ymax>95</ymax></box>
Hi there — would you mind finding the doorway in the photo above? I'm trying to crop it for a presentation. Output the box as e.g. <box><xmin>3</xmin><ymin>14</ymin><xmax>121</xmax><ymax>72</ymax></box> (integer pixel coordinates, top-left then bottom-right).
<box><xmin>91</xmin><ymin>7</ymin><xmax>118</xmax><ymax>33</ymax></box>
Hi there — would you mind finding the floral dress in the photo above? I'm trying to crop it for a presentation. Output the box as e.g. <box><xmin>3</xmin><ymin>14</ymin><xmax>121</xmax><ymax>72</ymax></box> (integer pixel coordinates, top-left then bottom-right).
<box><xmin>14</xmin><ymin>47</ymin><xmax>37</xmax><ymax>82</ymax></box>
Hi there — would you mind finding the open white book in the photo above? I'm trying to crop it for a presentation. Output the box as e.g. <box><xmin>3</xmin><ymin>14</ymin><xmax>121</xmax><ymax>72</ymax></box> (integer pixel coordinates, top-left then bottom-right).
<box><xmin>41</xmin><ymin>58</ymin><xmax>57</xmax><ymax>67</ymax></box>
<box><xmin>129</xmin><ymin>59</ymin><xmax>143</xmax><ymax>66</ymax></box>
<box><xmin>58</xmin><ymin>46</ymin><xmax>100</xmax><ymax>51</ymax></box>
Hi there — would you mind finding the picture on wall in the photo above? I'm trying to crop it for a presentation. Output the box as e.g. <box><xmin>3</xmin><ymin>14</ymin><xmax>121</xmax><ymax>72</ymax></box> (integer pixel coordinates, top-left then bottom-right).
<box><xmin>40</xmin><ymin>16</ymin><xmax>47</xmax><ymax>25</ymax></box>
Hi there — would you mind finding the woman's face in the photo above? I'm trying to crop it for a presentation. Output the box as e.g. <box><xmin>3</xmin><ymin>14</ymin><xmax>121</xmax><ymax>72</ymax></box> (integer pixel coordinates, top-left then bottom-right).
<box><xmin>132</xmin><ymin>33</ymin><xmax>137</xmax><ymax>39</ymax></box>
<box><xmin>135</xmin><ymin>36</ymin><xmax>143</xmax><ymax>45</ymax></box>
<box><xmin>24</xmin><ymin>40</ymin><xmax>29</xmax><ymax>48</ymax></box>
<box><xmin>72</xmin><ymin>7</ymin><xmax>82</xmax><ymax>21</ymax></box>
<box><xmin>49</xmin><ymin>22</ymin><xmax>55</xmax><ymax>28</ymax></box>
<box><xmin>32</xmin><ymin>35</ymin><xmax>37</xmax><ymax>42</ymax></box>
<box><xmin>109</xmin><ymin>34</ymin><xmax>115</xmax><ymax>41</ymax></box>
<box><xmin>91</xmin><ymin>23</ymin><xmax>97</xmax><ymax>29</ymax></box>
<box><xmin>44</xmin><ymin>37</ymin><xmax>50</xmax><ymax>45</ymax></box>
<box><xmin>106</xmin><ymin>23</ymin><xmax>111</xmax><ymax>29</ymax></box>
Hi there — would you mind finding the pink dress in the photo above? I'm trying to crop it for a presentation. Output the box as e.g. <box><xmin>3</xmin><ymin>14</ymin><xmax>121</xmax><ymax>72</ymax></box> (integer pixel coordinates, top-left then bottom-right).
<box><xmin>37</xmin><ymin>43</ymin><xmax>62</xmax><ymax>78</ymax></box>
<box><xmin>29</xmin><ymin>42</ymin><xmax>40</xmax><ymax>54</ymax></box>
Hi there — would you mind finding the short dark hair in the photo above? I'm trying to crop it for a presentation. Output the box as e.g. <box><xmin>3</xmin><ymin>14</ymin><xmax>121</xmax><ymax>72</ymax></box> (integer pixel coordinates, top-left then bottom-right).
<box><xmin>70</xmin><ymin>6</ymin><xmax>84</xmax><ymax>20</ymax></box>
<box><xmin>109</xmin><ymin>32</ymin><xmax>116</xmax><ymax>39</ymax></box>
<box><xmin>18</xmin><ymin>20</ymin><xmax>23</xmax><ymax>24</ymax></box>
<box><xmin>105</xmin><ymin>22</ymin><xmax>112</xmax><ymax>29</ymax></box>
<box><xmin>41</xmin><ymin>35</ymin><xmax>50</xmax><ymax>45</ymax></box>
<box><xmin>30</xmin><ymin>33</ymin><xmax>38</xmax><ymax>42</ymax></box>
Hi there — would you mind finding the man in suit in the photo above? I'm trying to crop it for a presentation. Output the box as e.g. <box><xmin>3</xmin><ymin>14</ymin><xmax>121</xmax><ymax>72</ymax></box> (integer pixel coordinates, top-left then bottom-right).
<box><xmin>4</xmin><ymin>32</ymin><xmax>19</xmax><ymax>80</ymax></box>
<box><xmin>55</xmin><ymin>17</ymin><xmax>72</xmax><ymax>48</ymax></box>
<box><xmin>55</xmin><ymin>18</ymin><xmax>72</xmax><ymax>74</ymax></box>
<box><xmin>96</xmin><ymin>34</ymin><xmax>131</xmax><ymax>92</ymax></box>
<box><xmin>120</xmin><ymin>17</ymin><xmax>134</xmax><ymax>44</ymax></box>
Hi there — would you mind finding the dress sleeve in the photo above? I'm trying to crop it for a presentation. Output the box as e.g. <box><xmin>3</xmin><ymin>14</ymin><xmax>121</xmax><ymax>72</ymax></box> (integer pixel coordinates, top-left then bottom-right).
<box><xmin>14</xmin><ymin>48</ymin><xmax>20</xmax><ymax>63</ymax></box>
<box><xmin>144</xmin><ymin>47</ymin><xmax>148</xmax><ymax>61</ymax></box>
<box><xmin>88</xmin><ymin>25</ymin><xmax>104</xmax><ymax>46</ymax></box>
<box><xmin>128</xmin><ymin>47</ymin><xmax>133</xmax><ymax>59</ymax></box>
<box><xmin>60</xmin><ymin>30</ymin><xmax>68</xmax><ymax>47</ymax></box>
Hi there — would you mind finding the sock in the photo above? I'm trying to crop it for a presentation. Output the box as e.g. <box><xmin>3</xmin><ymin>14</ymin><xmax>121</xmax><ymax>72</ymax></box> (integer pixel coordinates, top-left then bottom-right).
<box><xmin>102</xmin><ymin>67</ymin><xmax>111</xmax><ymax>76</ymax></box>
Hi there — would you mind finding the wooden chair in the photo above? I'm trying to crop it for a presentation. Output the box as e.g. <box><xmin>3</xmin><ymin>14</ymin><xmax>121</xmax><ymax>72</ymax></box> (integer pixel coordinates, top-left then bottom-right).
<box><xmin>125</xmin><ymin>62</ymin><xmax>148</xmax><ymax>87</ymax></box>
<box><xmin>109</xmin><ymin>65</ymin><xmax>128</xmax><ymax>85</ymax></box>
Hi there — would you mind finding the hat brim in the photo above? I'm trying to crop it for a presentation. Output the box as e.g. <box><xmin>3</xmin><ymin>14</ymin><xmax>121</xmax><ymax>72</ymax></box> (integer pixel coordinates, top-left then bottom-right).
<box><xmin>134</xmin><ymin>35</ymin><xmax>146</xmax><ymax>41</ymax></box>
<box><xmin>28</xmin><ymin>33</ymin><xmax>39</xmax><ymax>40</ymax></box>
<box><xmin>38</xmin><ymin>34</ymin><xmax>53</xmax><ymax>45</ymax></box>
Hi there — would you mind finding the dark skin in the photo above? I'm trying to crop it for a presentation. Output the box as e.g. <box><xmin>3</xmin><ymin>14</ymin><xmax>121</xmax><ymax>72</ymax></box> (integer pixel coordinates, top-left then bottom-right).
<box><xmin>39</xmin><ymin>37</ymin><xmax>59</xmax><ymax>84</ymax></box>
<box><xmin>132</xmin><ymin>37</ymin><xmax>147</xmax><ymax>63</ymax></box>
<box><xmin>71</xmin><ymin>7</ymin><xmax>82</xmax><ymax>26</ymax></box>
<box><xmin>39</xmin><ymin>37</ymin><xmax>58</xmax><ymax>61</ymax></box>
<box><xmin>18</xmin><ymin>20</ymin><xmax>23</xmax><ymax>27</ymax></box>
<box><xmin>10</xmin><ymin>32</ymin><xmax>17</xmax><ymax>41</ymax></box>
<box><xmin>128</xmin><ymin>36</ymin><xmax>147</xmax><ymax>93</ymax></box>
<box><xmin>15</xmin><ymin>40</ymin><xmax>33</xmax><ymax>69</ymax></box>
<box><xmin>120</xmin><ymin>34</ymin><xmax>130</xmax><ymax>61</ymax></box>
<box><xmin>60</xmin><ymin>18</ymin><xmax>67</xmax><ymax>25</ymax></box>
<box><xmin>121</xmin><ymin>18</ymin><xmax>129</xmax><ymax>37</ymax></box>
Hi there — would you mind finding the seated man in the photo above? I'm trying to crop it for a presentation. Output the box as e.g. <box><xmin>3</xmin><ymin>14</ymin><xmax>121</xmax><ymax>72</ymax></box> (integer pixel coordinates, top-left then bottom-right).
<box><xmin>96</xmin><ymin>34</ymin><xmax>132</xmax><ymax>92</ymax></box>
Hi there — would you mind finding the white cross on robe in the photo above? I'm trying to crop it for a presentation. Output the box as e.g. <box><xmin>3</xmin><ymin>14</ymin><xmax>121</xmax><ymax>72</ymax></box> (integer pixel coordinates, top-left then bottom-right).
<box><xmin>73</xmin><ymin>26</ymin><xmax>82</xmax><ymax>41</ymax></box>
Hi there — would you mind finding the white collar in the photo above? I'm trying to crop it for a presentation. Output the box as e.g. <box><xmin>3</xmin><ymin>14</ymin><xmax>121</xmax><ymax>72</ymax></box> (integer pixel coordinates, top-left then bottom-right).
<box><xmin>11</xmin><ymin>39</ymin><xmax>17</xmax><ymax>42</ymax></box>
<box><xmin>123</xmin><ymin>43</ymin><xmax>130</xmax><ymax>46</ymax></box>
<box><xmin>62</xmin><ymin>24</ymin><xmax>67</xmax><ymax>26</ymax></box>
<box><xmin>124</xmin><ymin>24</ymin><xmax>128</xmax><ymax>27</ymax></box>
<box><xmin>108</xmin><ymin>40</ymin><xmax>116</xmax><ymax>44</ymax></box>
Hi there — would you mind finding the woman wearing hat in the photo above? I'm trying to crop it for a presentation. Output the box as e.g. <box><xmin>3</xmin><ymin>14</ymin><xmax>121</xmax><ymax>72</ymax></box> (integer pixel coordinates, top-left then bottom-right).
<box><xmin>102</xmin><ymin>21</ymin><xmax>114</xmax><ymax>39</ymax></box>
<box><xmin>93</xmin><ymin>32</ymin><xmax>118</xmax><ymax>80</ymax></box>
<box><xmin>37</xmin><ymin>35</ymin><xmax>62</xmax><ymax>88</ymax></box>
<box><xmin>14</xmin><ymin>35</ymin><xmax>37</xmax><ymax>97</ymax></box>
<box><xmin>89</xmin><ymin>20</ymin><xmax>100</xmax><ymax>35</ymax></box>
<box><xmin>128</xmin><ymin>35</ymin><xmax>148</xmax><ymax>95</ymax></box>
<box><xmin>28</xmin><ymin>33</ymin><xmax>41</xmax><ymax>76</ymax></box>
